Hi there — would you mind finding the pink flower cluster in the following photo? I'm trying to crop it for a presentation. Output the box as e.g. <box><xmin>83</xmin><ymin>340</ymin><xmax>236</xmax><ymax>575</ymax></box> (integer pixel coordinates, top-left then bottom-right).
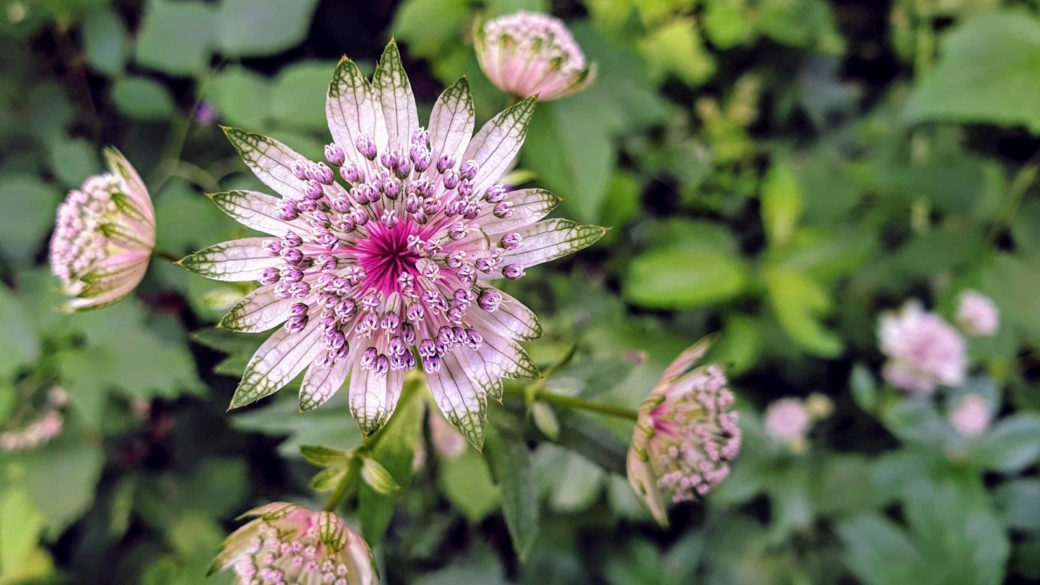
<box><xmin>878</xmin><ymin>301</ymin><xmax>966</xmax><ymax>394</ymax></box>
<box><xmin>956</xmin><ymin>290</ymin><xmax>999</xmax><ymax>337</ymax></box>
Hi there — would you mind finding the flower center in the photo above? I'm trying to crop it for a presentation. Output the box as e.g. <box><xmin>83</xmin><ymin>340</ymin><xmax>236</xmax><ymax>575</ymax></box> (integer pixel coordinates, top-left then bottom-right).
<box><xmin>352</xmin><ymin>219</ymin><xmax>420</xmax><ymax>295</ymax></box>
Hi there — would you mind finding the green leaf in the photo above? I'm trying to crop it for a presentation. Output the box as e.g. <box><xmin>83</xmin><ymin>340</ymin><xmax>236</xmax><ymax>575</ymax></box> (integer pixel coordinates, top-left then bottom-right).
<box><xmin>996</xmin><ymin>479</ymin><xmax>1040</xmax><ymax>532</ymax></box>
<box><xmin>6</xmin><ymin>434</ymin><xmax>104</xmax><ymax>534</ymax></box>
<box><xmin>0</xmin><ymin>175</ymin><xmax>61</xmax><ymax>263</ymax></box>
<box><xmin>206</xmin><ymin>67</ymin><xmax>271</xmax><ymax>129</ymax></box>
<box><xmin>850</xmin><ymin>363</ymin><xmax>878</xmax><ymax>413</ymax></box>
<box><xmin>529</xmin><ymin>402</ymin><xmax>559</xmax><ymax>441</ymax></box>
<box><xmin>111</xmin><ymin>77</ymin><xmax>175</xmax><ymax>121</ymax></box>
<box><xmin>484</xmin><ymin>413</ymin><xmax>538</xmax><ymax>559</ymax></box>
<box><xmin>216</xmin><ymin>0</ymin><xmax>321</xmax><ymax>57</ymax></box>
<box><xmin>82</xmin><ymin>8</ymin><xmax>129</xmax><ymax>76</ymax></box>
<box><xmin>439</xmin><ymin>449</ymin><xmax>500</xmax><ymax>523</ymax></box>
<box><xmin>358</xmin><ymin>382</ymin><xmax>423</xmax><ymax>546</ymax></box>
<box><xmin>392</xmin><ymin>0</ymin><xmax>471</xmax><ymax>59</ymax></box>
<box><xmin>624</xmin><ymin>245</ymin><xmax>746</xmax><ymax>309</ymax></box>
<box><xmin>551</xmin><ymin>411</ymin><xmax>628</xmax><ymax>476</ymax></box>
<box><xmin>360</xmin><ymin>456</ymin><xmax>399</xmax><ymax>495</ymax></box>
<box><xmin>0</xmin><ymin>284</ymin><xmax>40</xmax><ymax>379</ymax></box>
<box><xmin>968</xmin><ymin>414</ymin><xmax>1040</xmax><ymax>472</ymax></box>
<box><xmin>837</xmin><ymin>514</ymin><xmax>928</xmax><ymax>585</ymax></box>
<box><xmin>763</xmin><ymin>266</ymin><xmax>843</xmax><ymax>357</ymax></box>
<box><xmin>270</xmin><ymin>62</ymin><xmax>337</xmax><ymax>130</ymax></box>
<box><xmin>299</xmin><ymin>445</ymin><xmax>351</xmax><ymax>467</ymax></box>
<box><xmin>906</xmin><ymin>11</ymin><xmax>1040</xmax><ymax>132</ymax></box>
<box><xmin>547</xmin><ymin>450</ymin><xmax>604</xmax><ymax>513</ymax></box>
<box><xmin>638</xmin><ymin>17</ymin><xmax>716</xmax><ymax>85</ymax></box>
<box><xmin>760</xmin><ymin>158</ymin><xmax>803</xmax><ymax>247</ymax></box>
<box><xmin>0</xmin><ymin>487</ymin><xmax>44</xmax><ymax>578</ymax></box>
<box><xmin>135</xmin><ymin>0</ymin><xmax>215</xmax><ymax>77</ymax></box>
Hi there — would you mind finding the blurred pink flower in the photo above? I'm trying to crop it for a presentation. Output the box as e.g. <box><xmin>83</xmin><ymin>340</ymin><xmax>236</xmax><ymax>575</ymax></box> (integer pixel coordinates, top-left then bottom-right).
<box><xmin>763</xmin><ymin>398</ymin><xmax>811</xmax><ymax>445</ymax></box>
<box><xmin>211</xmin><ymin>503</ymin><xmax>377</xmax><ymax>585</ymax></box>
<box><xmin>956</xmin><ymin>290</ymin><xmax>999</xmax><ymax>337</ymax></box>
<box><xmin>476</xmin><ymin>12</ymin><xmax>596</xmax><ymax>101</ymax></box>
<box><xmin>627</xmin><ymin>340</ymin><xmax>740</xmax><ymax>526</ymax></box>
<box><xmin>949</xmin><ymin>395</ymin><xmax>990</xmax><ymax>438</ymax></box>
<box><xmin>0</xmin><ymin>411</ymin><xmax>63</xmax><ymax>452</ymax></box>
<box><xmin>429</xmin><ymin>411</ymin><xmax>467</xmax><ymax>460</ymax></box>
<box><xmin>180</xmin><ymin>41</ymin><xmax>604</xmax><ymax>449</ymax></box>
<box><xmin>48</xmin><ymin>148</ymin><xmax>155</xmax><ymax>311</ymax></box>
<box><xmin>878</xmin><ymin>301</ymin><xmax>966</xmax><ymax>394</ymax></box>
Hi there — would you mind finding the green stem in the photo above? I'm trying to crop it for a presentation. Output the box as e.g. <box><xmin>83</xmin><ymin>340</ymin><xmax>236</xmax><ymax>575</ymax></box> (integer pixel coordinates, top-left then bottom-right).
<box><xmin>152</xmin><ymin>248</ymin><xmax>182</xmax><ymax>263</ymax></box>
<box><xmin>518</xmin><ymin>386</ymin><xmax>638</xmax><ymax>421</ymax></box>
<box><xmin>323</xmin><ymin>457</ymin><xmax>362</xmax><ymax>512</ymax></box>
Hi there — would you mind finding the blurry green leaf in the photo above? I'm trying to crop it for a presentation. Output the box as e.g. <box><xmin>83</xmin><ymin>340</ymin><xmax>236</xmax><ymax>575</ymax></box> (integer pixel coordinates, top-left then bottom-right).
<box><xmin>530</xmin><ymin>402</ymin><xmax>560</xmax><ymax>441</ymax></box>
<box><xmin>360</xmin><ymin>456</ymin><xmax>399</xmax><ymax>495</ymax></box>
<box><xmin>358</xmin><ymin>382</ymin><xmax>423</xmax><ymax>546</ymax></box>
<box><xmin>0</xmin><ymin>174</ymin><xmax>62</xmax><ymax>263</ymax></box>
<box><xmin>484</xmin><ymin>0</ymin><xmax>549</xmax><ymax>17</ymax></box>
<box><xmin>217</xmin><ymin>0</ymin><xmax>320</xmax><ymax>57</ymax></box>
<box><xmin>996</xmin><ymin>479</ymin><xmax>1040</xmax><ymax>532</ymax></box>
<box><xmin>710</xmin><ymin>314</ymin><xmax>761</xmax><ymax>375</ymax></box>
<box><xmin>551</xmin><ymin>412</ymin><xmax>628</xmax><ymax>476</ymax></box>
<box><xmin>522</xmin><ymin>98</ymin><xmax>615</xmax><ymax>223</ymax></box>
<box><xmin>758</xmin><ymin>0</ymin><xmax>844</xmax><ymax>53</ymax></box>
<box><xmin>5</xmin><ymin>434</ymin><xmax>104</xmax><ymax>534</ymax></box>
<box><xmin>767</xmin><ymin>464</ymin><xmax>812</xmax><ymax>543</ymax></box>
<box><xmin>548</xmin><ymin>451</ymin><xmax>603</xmax><ymax>513</ymax></box>
<box><xmin>270</xmin><ymin>62</ymin><xmax>337</xmax><ymax>130</ymax></box>
<box><xmin>0</xmin><ymin>285</ymin><xmax>40</xmax><ymax>379</ymax></box>
<box><xmin>598</xmin><ymin>172</ymin><xmax>641</xmax><ymax>239</ymax></box>
<box><xmin>760</xmin><ymin>158</ymin><xmax>803</xmax><ymax>247</ymax></box>
<box><xmin>310</xmin><ymin>466</ymin><xmax>346</xmax><ymax>492</ymax></box>
<box><xmin>0</xmin><ymin>487</ymin><xmax>44</xmax><ymax>578</ymax></box>
<box><xmin>439</xmin><ymin>449</ymin><xmax>500</xmax><ymax>522</ymax></box>
<box><xmin>638</xmin><ymin>18</ymin><xmax>715</xmax><ymax>85</ymax></box>
<box><xmin>704</xmin><ymin>0</ymin><xmax>754</xmax><ymax>49</ymax></box>
<box><xmin>837</xmin><ymin>514</ymin><xmax>927</xmax><ymax>585</ymax></box>
<box><xmin>48</xmin><ymin>137</ymin><xmax>100</xmax><ymax>187</ymax></box>
<box><xmin>812</xmin><ymin>454</ymin><xmax>883</xmax><ymax>517</ymax></box>
<box><xmin>763</xmin><ymin>266</ymin><xmax>843</xmax><ymax>357</ymax></box>
<box><xmin>392</xmin><ymin>0</ymin><xmax>471</xmax><ymax>58</ymax></box>
<box><xmin>850</xmin><ymin>363</ymin><xmax>878</xmax><ymax>413</ymax></box>
<box><xmin>969</xmin><ymin>414</ymin><xmax>1040</xmax><ymax>472</ymax></box>
<box><xmin>233</xmin><ymin>396</ymin><xmax>363</xmax><ymax>457</ymax></box>
<box><xmin>154</xmin><ymin>181</ymin><xmax>236</xmax><ymax>253</ymax></box>
<box><xmin>136</xmin><ymin>0</ymin><xmax>215</xmax><ymax>77</ymax></box>
<box><xmin>625</xmin><ymin>246</ymin><xmax>746</xmax><ymax>308</ymax></box>
<box><xmin>299</xmin><ymin>445</ymin><xmax>351</xmax><ymax>467</ymax></box>
<box><xmin>485</xmin><ymin>412</ymin><xmax>538</xmax><ymax>559</ymax></box>
<box><xmin>206</xmin><ymin>67</ymin><xmax>271</xmax><ymax>130</ymax></box>
<box><xmin>906</xmin><ymin>11</ymin><xmax>1040</xmax><ymax>132</ymax></box>
<box><xmin>82</xmin><ymin>8</ymin><xmax>129</xmax><ymax>76</ymax></box>
<box><xmin>111</xmin><ymin>77</ymin><xmax>174</xmax><ymax>121</ymax></box>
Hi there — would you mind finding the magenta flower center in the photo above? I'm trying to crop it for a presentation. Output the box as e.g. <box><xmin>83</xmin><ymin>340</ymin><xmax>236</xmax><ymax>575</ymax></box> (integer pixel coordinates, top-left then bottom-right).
<box><xmin>353</xmin><ymin>220</ymin><xmax>421</xmax><ymax>295</ymax></box>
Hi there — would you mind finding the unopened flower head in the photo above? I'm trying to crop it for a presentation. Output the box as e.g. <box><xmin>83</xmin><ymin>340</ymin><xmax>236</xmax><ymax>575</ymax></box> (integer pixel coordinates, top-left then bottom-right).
<box><xmin>949</xmin><ymin>394</ymin><xmax>990</xmax><ymax>438</ymax></box>
<box><xmin>878</xmin><ymin>301</ymin><xmax>966</xmax><ymax>394</ymax></box>
<box><xmin>764</xmin><ymin>398</ymin><xmax>812</xmax><ymax>449</ymax></box>
<box><xmin>212</xmin><ymin>503</ymin><xmax>377</xmax><ymax>585</ymax></box>
<box><xmin>476</xmin><ymin>11</ymin><xmax>596</xmax><ymax>101</ymax></box>
<box><xmin>48</xmin><ymin>149</ymin><xmax>155</xmax><ymax>311</ymax></box>
<box><xmin>181</xmin><ymin>41</ymin><xmax>605</xmax><ymax>449</ymax></box>
<box><xmin>956</xmin><ymin>290</ymin><xmax>999</xmax><ymax>337</ymax></box>
<box><xmin>627</xmin><ymin>340</ymin><xmax>740</xmax><ymax>526</ymax></box>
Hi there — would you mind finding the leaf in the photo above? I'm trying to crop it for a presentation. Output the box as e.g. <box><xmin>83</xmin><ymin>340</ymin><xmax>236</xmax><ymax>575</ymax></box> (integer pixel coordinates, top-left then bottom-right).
<box><xmin>624</xmin><ymin>245</ymin><xmax>747</xmax><ymax>309</ymax></box>
<box><xmin>206</xmin><ymin>67</ymin><xmax>271</xmax><ymax>129</ymax></box>
<box><xmin>550</xmin><ymin>411</ymin><xmax>628</xmax><ymax>476</ymax></box>
<box><xmin>217</xmin><ymin>0</ymin><xmax>321</xmax><ymax>57</ymax></box>
<box><xmin>135</xmin><ymin>0</ymin><xmax>215</xmax><ymax>77</ymax></box>
<box><xmin>760</xmin><ymin>158</ymin><xmax>803</xmax><ymax>247</ymax></box>
<box><xmin>82</xmin><ymin>8</ymin><xmax>129</xmax><ymax>76</ymax></box>
<box><xmin>439</xmin><ymin>449</ymin><xmax>500</xmax><ymax>523</ymax></box>
<box><xmin>0</xmin><ymin>488</ymin><xmax>44</xmax><ymax>578</ymax></box>
<box><xmin>358</xmin><ymin>382</ymin><xmax>424</xmax><ymax>546</ymax></box>
<box><xmin>996</xmin><ymin>479</ymin><xmax>1040</xmax><ymax>532</ymax></box>
<box><xmin>299</xmin><ymin>445</ymin><xmax>351</xmax><ymax>467</ymax></box>
<box><xmin>232</xmin><ymin>395</ymin><xmax>363</xmax><ymax>458</ymax></box>
<box><xmin>906</xmin><ymin>11</ymin><xmax>1040</xmax><ymax>132</ymax></box>
<box><xmin>484</xmin><ymin>413</ymin><xmax>538</xmax><ymax>559</ymax></box>
<box><xmin>360</xmin><ymin>456</ymin><xmax>399</xmax><ymax>495</ymax></box>
<box><xmin>637</xmin><ymin>17</ymin><xmax>716</xmax><ymax>86</ymax></box>
<box><xmin>837</xmin><ymin>514</ymin><xmax>928</xmax><ymax>585</ymax></box>
<box><xmin>968</xmin><ymin>414</ymin><xmax>1040</xmax><ymax>473</ymax></box>
<box><xmin>762</xmin><ymin>266</ymin><xmax>843</xmax><ymax>357</ymax></box>
<box><xmin>391</xmin><ymin>0</ymin><xmax>471</xmax><ymax>58</ymax></box>
<box><xmin>111</xmin><ymin>77</ymin><xmax>174</xmax><ymax>121</ymax></box>
<box><xmin>270</xmin><ymin>62</ymin><xmax>337</xmax><ymax>130</ymax></box>
<box><xmin>0</xmin><ymin>174</ymin><xmax>62</xmax><ymax>263</ymax></box>
<box><xmin>0</xmin><ymin>284</ymin><xmax>40</xmax><ymax>379</ymax></box>
<box><xmin>547</xmin><ymin>450</ymin><xmax>604</xmax><ymax>513</ymax></box>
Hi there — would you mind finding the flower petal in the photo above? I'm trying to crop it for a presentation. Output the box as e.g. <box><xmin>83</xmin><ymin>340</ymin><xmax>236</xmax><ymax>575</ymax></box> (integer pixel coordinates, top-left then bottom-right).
<box><xmin>466</xmin><ymin>323</ymin><xmax>539</xmax><ymax>380</ymax></box>
<box><xmin>426</xmin><ymin>352</ymin><xmax>487</xmax><ymax>449</ymax></box>
<box><xmin>219</xmin><ymin>285</ymin><xmax>294</xmax><ymax>332</ymax></box>
<box><xmin>179</xmin><ymin>238</ymin><xmax>281</xmax><ymax>282</ymax></box>
<box><xmin>327</xmin><ymin>57</ymin><xmax>388</xmax><ymax>169</ymax></box>
<box><xmin>627</xmin><ymin>441</ymin><xmax>669</xmax><ymax>526</ymax></box>
<box><xmin>658</xmin><ymin>337</ymin><xmax>712</xmax><ymax>385</ymax></box>
<box><xmin>231</xmin><ymin>317</ymin><xmax>324</xmax><ymax>408</ymax></box>
<box><xmin>462</xmin><ymin>96</ymin><xmax>537</xmax><ymax>194</ymax></box>
<box><xmin>478</xmin><ymin>188</ymin><xmax>561</xmax><ymax>236</ymax></box>
<box><xmin>453</xmin><ymin>345</ymin><xmax>504</xmax><ymax>401</ymax></box>
<box><xmin>223</xmin><ymin>128</ymin><xmax>308</xmax><ymax>199</ymax></box>
<box><xmin>470</xmin><ymin>286</ymin><xmax>542</xmax><ymax>341</ymax></box>
<box><xmin>485</xmin><ymin>219</ymin><xmax>606</xmax><ymax>278</ymax></box>
<box><xmin>69</xmin><ymin>258</ymin><xmax>148</xmax><ymax>311</ymax></box>
<box><xmin>104</xmin><ymin>147</ymin><xmax>154</xmax><ymax>223</ymax></box>
<box><xmin>210</xmin><ymin>190</ymin><xmax>310</xmax><ymax>237</ymax></box>
<box><xmin>300</xmin><ymin>356</ymin><xmax>351</xmax><ymax>412</ymax></box>
<box><xmin>427</xmin><ymin>77</ymin><xmax>475</xmax><ymax>172</ymax></box>
<box><xmin>372</xmin><ymin>40</ymin><xmax>419</xmax><ymax>154</ymax></box>
<box><xmin>348</xmin><ymin>362</ymin><xmax>404</xmax><ymax>435</ymax></box>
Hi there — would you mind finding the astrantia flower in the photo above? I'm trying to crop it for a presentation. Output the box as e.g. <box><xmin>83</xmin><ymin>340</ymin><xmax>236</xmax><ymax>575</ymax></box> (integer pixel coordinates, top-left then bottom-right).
<box><xmin>949</xmin><ymin>394</ymin><xmax>990</xmax><ymax>438</ymax></box>
<box><xmin>475</xmin><ymin>11</ymin><xmax>596</xmax><ymax>101</ymax></box>
<box><xmin>763</xmin><ymin>398</ymin><xmax>811</xmax><ymax>445</ymax></box>
<box><xmin>48</xmin><ymin>148</ymin><xmax>155</xmax><ymax>311</ymax></box>
<box><xmin>627</xmin><ymin>340</ymin><xmax>740</xmax><ymax>526</ymax></box>
<box><xmin>956</xmin><ymin>290</ymin><xmax>999</xmax><ymax>337</ymax></box>
<box><xmin>181</xmin><ymin>41</ymin><xmax>605</xmax><ymax>448</ymax></box>
<box><xmin>878</xmin><ymin>301</ymin><xmax>966</xmax><ymax>394</ymax></box>
<box><xmin>211</xmin><ymin>503</ymin><xmax>376</xmax><ymax>585</ymax></box>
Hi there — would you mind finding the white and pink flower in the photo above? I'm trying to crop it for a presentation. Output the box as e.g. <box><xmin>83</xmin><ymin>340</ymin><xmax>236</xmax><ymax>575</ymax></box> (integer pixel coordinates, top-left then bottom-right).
<box><xmin>211</xmin><ymin>503</ymin><xmax>376</xmax><ymax>585</ymax></box>
<box><xmin>476</xmin><ymin>12</ymin><xmax>596</xmax><ymax>101</ymax></box>
<box><xmin>956</xmin><ymin>290</ymin><xmax>999</xmax><ymax>337</ymax></box>
<box><xmin>949</xmin><ymin>394</ymin><xmax>990</xmax><ymax>438</ymax></box>
<box><xmin>763</xmin><ymin>398</ymin><xmax>812</xmax><ymax>445</ymax></box>
<box><xmin>878</xmin><ymin>301</ymin><xmax>966</xmax><ymax>394</ymax></box>
<box><xmin>181</xmin><ymin>41</ymin><xmax>604</xmax><ymax>448</ymax></box>
<box><xmin>48</xmin><ymin>149</ymin><xmax>155</xmax><ymax>311</ymax></box>
<box><xmin>627</xmin><ymin>340</ymin><xmax>741</xmax><ymax>526</ymax></box>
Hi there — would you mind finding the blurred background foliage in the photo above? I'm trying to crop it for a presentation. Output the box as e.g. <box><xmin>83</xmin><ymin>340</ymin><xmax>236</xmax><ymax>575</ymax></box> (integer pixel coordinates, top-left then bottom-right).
<box><xmin>2</xmin><ymin>0</ymin><xmax>1040</xmax><ymax>583</ymax></box>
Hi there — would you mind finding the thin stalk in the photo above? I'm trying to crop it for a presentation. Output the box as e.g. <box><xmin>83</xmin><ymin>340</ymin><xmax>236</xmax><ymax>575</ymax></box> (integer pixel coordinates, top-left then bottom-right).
<box><xmin>511</xmin><ymin>384</ymin><xmax>638</xmax><ymax>421</ymax></box>
<box><xmin>152</xmin><ymin>248</ymin><xmax>182</xmax><ymax>263</ymax></box>
<box><xmin>323</xmin><ymin>457</ymin><xmax>362</xmax><ymax>512</ymax></box>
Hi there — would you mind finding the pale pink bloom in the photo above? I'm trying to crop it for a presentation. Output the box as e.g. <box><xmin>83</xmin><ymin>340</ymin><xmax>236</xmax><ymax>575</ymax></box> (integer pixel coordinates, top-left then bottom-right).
<box><xmin>764</xmin><ymin>398</ymin><xmax>811</xmax><ymax>444</ymax></box>
<box><xmin>878</xmin><ymin>301</ymin><xmax>966</xmax><ymax>394</ymax></box>
<box><xmin>429</xmin><ymin>411</ymin><xmax>467</xmax><ymax>460</ymax></box>
<box><xmin>181</xmin><ymin>41</ymin><xmax>604</xmax><ymax>448</ymax></box>
<box><xmin>212</xmin><ymin>503</ymin><xmax>376</xmax><ymax>585</ymax></box>
<box><xmin>47</xmin><ymin>387</ymin><xmax>68</xmax><ymax>407</ymax></box>
<box><xmin>956</xmin><ymin>290</ymin><xmax>999</xmax><ymax>337</ymax></box>
<box><xmin>0</xmin><ymin>411</ymin><xmax>63</xmax><ymax>452</ymax></box>
<box><xmin>627</xmin><ymin>340</ymin><xmax>741</xmax><ymax>526</ymax></box>
<box><xmin>48</xmin><ymin>149</ymin><xmax>155</xmax><ymax>311</ymax></box>
<box><xmin>949</xmin><ymin>395</ymin><xmax>990</xmax><ymax>438</ymax></box>
<box><xmin>476</xmin><ymin>12</ymin><xmax>596</xmax><ymax>101</ymax></box>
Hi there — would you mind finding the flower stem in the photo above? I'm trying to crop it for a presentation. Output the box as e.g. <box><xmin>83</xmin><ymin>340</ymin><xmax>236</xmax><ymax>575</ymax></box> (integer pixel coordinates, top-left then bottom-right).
<box><xmin>152</xmin><ymin>248</ymin><xmax>182</xmax><ymax>263</ymax></box>
<box><xmin>521</xmin><ymin>386</ymin><xmax>638</xmax><ymax>421</ymax></box>
<box><xmin>323</xmin><ymin>457</ymin><xmax>362</xmax><ymax>512</ymax></box>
